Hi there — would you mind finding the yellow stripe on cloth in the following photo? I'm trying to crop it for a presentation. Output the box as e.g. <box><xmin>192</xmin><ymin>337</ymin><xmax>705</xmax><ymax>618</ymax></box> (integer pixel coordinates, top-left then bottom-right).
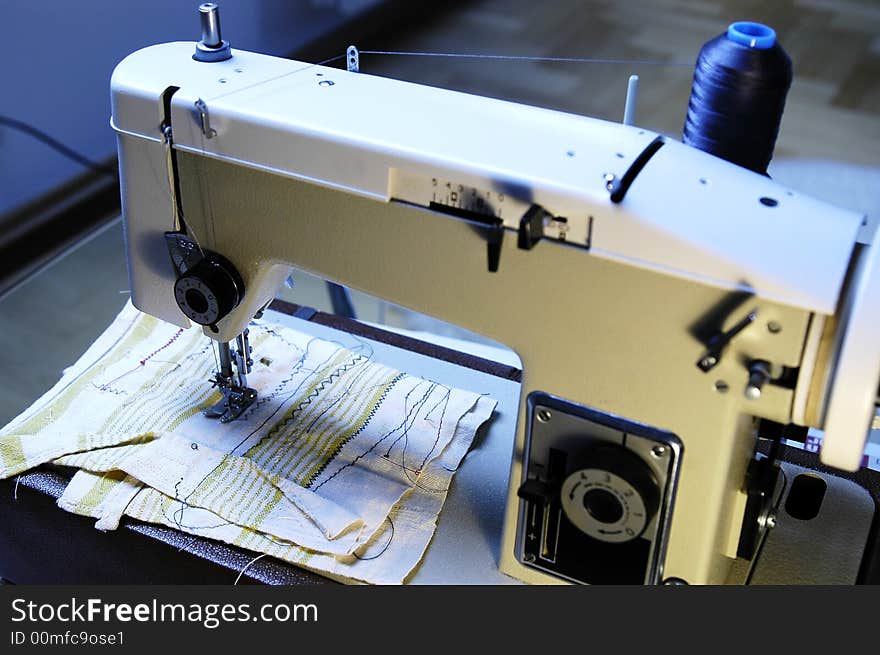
<box><xmin>0</xmin><ymin>431</ymin><xmax>158</xmax><ymax>479</ymax></box>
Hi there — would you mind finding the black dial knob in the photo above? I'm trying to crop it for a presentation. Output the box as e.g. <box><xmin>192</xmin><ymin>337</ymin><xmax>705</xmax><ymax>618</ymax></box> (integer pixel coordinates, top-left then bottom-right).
<box><xmin>583</xmin><ymin>488</ymin><xmax>626</xmax><ymax>524</ymax></box>
<box><xmin>560</xmin><ymin>444</ymin><xmax>660</xmax><ymax>544</ymax></box>
<box><xmin>173</xmin><ymin>255</ymin><xmax>244</xmax><ymax>326</ymax></box>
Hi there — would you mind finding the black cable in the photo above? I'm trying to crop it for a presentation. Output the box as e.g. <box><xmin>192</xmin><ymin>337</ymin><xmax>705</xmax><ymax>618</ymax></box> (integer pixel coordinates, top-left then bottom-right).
<box><xmin>0</xmin><ymin>115</ymin><xmax>117</xmax><ymax>179</ymax></box>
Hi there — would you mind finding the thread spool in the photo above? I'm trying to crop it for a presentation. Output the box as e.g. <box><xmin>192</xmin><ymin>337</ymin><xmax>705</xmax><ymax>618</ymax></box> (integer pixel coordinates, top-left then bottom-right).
<box><xmin>683</xmin><ymin>21</ymin><xmax>792</xmax><ymax>175</ymax></box>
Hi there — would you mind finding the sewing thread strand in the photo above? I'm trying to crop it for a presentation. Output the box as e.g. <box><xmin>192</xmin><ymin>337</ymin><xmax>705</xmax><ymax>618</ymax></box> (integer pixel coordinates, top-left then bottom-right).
<box><xmin>358</xmin><ymin>50</ymin><xmax>693</xmax><ymax>67</ymax></box>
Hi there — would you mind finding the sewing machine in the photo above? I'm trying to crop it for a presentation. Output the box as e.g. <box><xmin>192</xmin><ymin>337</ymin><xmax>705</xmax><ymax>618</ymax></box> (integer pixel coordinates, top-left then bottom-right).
<box><xmin>108</xmin><ymin>5</ymin><xmax>880</xmax><ymax>585</ymax></box>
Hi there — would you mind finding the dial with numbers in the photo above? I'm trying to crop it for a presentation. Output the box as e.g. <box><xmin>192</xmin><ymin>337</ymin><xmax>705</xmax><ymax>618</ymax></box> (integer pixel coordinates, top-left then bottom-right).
<box><xmin>389</xmin><ymin>169</ymin><xmax>577</xmax><ymax>244</ymax></box>
<box><xmin>560</xmin><ymin>468</ymin><xmax>650</xmax><ymax>543</ymax></box>
<box><xmin>430</xmin><ymin>177</ymin><xmax>509</xmax><ymax>218</ymax></box>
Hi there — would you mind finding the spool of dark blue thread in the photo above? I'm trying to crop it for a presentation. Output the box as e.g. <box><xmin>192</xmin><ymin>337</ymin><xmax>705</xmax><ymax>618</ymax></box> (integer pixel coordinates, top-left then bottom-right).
<box><xmin>683</xmin><ymin>21</ymin><xmax>792</xmax><ymax>175</ymax></box>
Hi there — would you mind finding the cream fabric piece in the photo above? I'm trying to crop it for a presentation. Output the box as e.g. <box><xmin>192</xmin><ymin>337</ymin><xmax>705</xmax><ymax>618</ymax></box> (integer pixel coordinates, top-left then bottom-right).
<box><xmin>58</xmin><ymin>394</ymin><xmax>493</xmax><ymax>584</ymax></box>
<box><xmin>1</xmin><ymin>301</ymin><xmax>496</xmax><ymax>583</ymax></box>
<box><xmin>56</xmin><ymin>470</ymin><xmax>144</xmax><ymax>532</ymax></box>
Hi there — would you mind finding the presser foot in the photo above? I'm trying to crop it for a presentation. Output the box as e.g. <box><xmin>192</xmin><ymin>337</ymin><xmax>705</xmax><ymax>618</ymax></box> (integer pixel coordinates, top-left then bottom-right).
<box><xmin>204</xmin><ymin>383</ymin><xmax>257</xmax><ymax>423</ymax></box>
<box><xmin>203</xmin><ymin>333</ymin><xmax>256</xmax><ymax>422</ymax></box>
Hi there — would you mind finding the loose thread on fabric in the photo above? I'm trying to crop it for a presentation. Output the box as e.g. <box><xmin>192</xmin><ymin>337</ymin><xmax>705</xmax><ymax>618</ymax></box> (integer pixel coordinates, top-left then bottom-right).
<box><xmin>234</xmin><ymin>552</ymin><xmax>269</xmax><ymax>585</ymax></box>
<box><xmin>353</xmin><ymin>516</ymin><xmax>395</xmax><ymax>561</ymax></box>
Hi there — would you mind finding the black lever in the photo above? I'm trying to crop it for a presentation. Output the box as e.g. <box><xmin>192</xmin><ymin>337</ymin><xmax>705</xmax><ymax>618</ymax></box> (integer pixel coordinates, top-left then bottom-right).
<box><xmin>696</xmin><ymin>309</ymin><xmax>758</xmax><ymax>372</ymax></box>
<box><xmin>486</xmin><ymin>219</ymin><xmax>504</xmax><ymax>272</ymax></box>
<box><xmin>517</xmin><ymin>478</ymin><xmax>554</xmax><ymax>505</ymax></box>
<box><xmin>608</xmin><ymin>135</ymin><xmax>665</xmax><ymax>204</ymax></box>
<box><xmin>428</xmin><ymin>201</ymin><xmax>508</xmax><ymax>272</ymax></box>
<box><xmin>517</xmin><ymin>205</ymin><xmax>549</xmax><ymax>250</ymax></box>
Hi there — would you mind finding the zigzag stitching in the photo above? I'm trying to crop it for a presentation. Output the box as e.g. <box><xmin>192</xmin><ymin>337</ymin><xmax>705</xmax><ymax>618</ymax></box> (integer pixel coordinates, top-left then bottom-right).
<box><xmin>238</xmin><ymin>368</ymin><xmax>301</xmax><ymax>422</ymax></box>
<box><xmin>305</xmin><ymin>371</ymin><xmax>406</xmax><ymax>488</ymax></box>
<box><xmin>249</xmin><ymin>354</ymin><xmax>367</xmax><ymax>455</ymax></box>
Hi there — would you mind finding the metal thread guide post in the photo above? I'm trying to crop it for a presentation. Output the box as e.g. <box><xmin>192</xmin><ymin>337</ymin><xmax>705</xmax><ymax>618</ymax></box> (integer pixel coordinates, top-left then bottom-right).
<box><xmin>347</xmin><ymin>45</ymin><xmax>360</xmax><ymax>73</ymax></box>
<box><xmin>193</xmin><ymin>3</ymin><xmax>232</xmax><ymax>62</ymax></box>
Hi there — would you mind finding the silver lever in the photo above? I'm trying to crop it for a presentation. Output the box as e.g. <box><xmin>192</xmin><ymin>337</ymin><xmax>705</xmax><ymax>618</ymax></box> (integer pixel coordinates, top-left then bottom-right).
<box><xmin>195</xmin><ymin>98</ymin><xmax>216</xmax><ymax>139</ymax></box>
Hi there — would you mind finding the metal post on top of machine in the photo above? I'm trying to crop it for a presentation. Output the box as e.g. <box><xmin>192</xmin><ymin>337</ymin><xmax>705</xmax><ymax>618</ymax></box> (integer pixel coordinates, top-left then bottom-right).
<box><xmin>194</xmin><ymin>2</ymin><xmax>232</xmax><ymax>62</ymax></box>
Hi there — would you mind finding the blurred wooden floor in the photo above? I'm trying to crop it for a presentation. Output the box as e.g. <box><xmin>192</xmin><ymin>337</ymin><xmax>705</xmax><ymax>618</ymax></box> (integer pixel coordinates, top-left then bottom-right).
<box><xmin>352</xmin><ymin>0</ymin><xmax>880</xmax><ymax>166</ymax></box>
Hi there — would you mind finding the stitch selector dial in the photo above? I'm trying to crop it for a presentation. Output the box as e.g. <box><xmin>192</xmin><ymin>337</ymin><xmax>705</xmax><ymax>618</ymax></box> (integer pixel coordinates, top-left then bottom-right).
<box><xmin>560</xmin><ymin>446</ymin><xmax>660</xmax><ymax>544</ymax></box>
<box><xmin>173</xmin><ymin>256</ymin><xmax>244</xmax><ymax>326</ymax></box>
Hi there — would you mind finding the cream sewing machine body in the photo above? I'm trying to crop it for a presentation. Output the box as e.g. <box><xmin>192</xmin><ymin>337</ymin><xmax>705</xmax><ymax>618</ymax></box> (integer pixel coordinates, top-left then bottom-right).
<box><xmin>111</xmin><ymin>26</ymin><xmax>880</xmax><ymax>584</ymax></box>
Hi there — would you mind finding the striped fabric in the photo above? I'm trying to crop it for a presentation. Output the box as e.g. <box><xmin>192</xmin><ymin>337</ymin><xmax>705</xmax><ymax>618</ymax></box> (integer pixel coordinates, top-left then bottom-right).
<box><xmin>1</xmin><ymin>302</ymin><xmax>496</xmax><ymax>583</ymax></box>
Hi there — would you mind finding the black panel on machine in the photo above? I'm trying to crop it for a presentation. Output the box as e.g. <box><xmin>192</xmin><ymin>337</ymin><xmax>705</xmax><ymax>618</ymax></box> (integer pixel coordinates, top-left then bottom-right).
<box><xmin>517</xmin><ymin>393</ymin><xmax>680</xmax><ymax>585</ymax></box>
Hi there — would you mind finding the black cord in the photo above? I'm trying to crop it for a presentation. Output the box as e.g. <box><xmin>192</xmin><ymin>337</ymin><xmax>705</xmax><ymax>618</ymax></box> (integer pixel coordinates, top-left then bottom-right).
<box><xmin>0</xmin><ymin>115</ymin><xmax>117</xmax><ymax>179</ymax></box>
